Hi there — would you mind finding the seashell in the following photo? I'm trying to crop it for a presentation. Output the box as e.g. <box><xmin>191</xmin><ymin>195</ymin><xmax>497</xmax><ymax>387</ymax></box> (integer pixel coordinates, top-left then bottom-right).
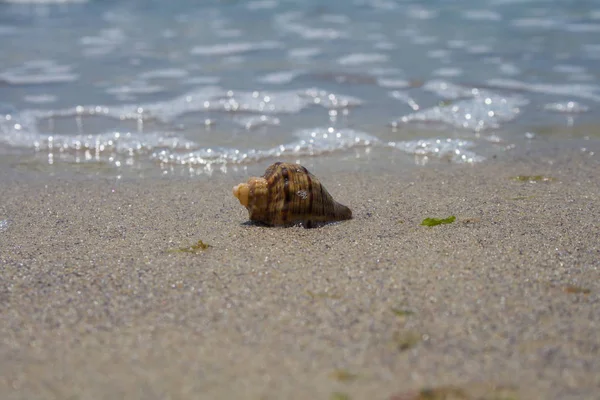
<box><xmin>233</xmin><ymin>162</ymin><xmax>352</xmax><ymax>227</ymax></box>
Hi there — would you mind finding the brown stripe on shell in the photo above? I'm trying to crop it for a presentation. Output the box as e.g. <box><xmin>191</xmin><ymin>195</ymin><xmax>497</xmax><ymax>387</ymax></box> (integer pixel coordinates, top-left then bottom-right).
<box><xmin>301</xmin><ymin>165</ymin><xmax>314</xmax><ymax>219</ymax></box>
<box><xmin>280</xmin><ymin>165</ymin><xmax>290</xmax><ymax>224</ymax></box>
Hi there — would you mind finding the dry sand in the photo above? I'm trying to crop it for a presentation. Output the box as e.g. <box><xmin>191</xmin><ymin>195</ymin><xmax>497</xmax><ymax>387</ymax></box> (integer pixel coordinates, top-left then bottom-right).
<box><xmin>1</xmin><ymin>151</ymin><xmax>599</xmax><ymax>400</ymax></box>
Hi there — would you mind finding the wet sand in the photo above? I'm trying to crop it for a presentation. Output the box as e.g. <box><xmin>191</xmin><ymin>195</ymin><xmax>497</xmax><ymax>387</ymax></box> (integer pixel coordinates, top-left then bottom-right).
<box><xmin>1</xmin><ymin>151</ymin><xmax>599</xmax><ymax>400</ymax></box>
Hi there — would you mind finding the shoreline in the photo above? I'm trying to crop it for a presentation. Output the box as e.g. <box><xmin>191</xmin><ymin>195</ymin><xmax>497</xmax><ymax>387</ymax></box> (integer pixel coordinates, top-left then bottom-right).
<box><xmin>1</xmin><ymin>150</ymin><xmax>599</xmax><ymax>399</ymax></box>
<box><xmin>1</xmin><ymin>120</ymin><xmax>599</xmax><ymax>182</ymax></box>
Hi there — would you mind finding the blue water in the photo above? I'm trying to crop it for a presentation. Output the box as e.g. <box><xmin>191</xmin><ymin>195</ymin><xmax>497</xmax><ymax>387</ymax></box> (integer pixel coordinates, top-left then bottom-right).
<box><xmin>1</xmin><ymin>0</ymin><xmax>599</xmax><ymax>174</ymax></box>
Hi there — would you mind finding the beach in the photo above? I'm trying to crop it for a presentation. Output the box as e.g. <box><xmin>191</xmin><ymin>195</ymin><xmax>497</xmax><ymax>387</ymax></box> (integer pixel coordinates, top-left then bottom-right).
<box><xmin>2</xmin><ymin>0</ymin><xmax>600</xmax><ymax>398</ymax></box>
<box><xmin>1</xmin><ymin>149</ymin><xmax>598</xmax><ymax>400</ymax></box>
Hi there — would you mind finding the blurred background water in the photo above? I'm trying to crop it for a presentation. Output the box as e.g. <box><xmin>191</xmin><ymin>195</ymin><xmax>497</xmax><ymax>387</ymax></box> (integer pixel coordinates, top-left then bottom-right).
<box><xmin>1</xmin><ymin>0</ymin><xmax>599</xmax><ymax>176</ymax></box>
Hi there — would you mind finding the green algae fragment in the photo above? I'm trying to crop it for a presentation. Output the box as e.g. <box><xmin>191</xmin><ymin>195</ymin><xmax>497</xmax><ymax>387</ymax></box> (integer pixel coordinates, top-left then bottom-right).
<box><xmin>330</xmin><ymin>392</ymin><xmax>350</xmax><ymax>400</ymax></box>
<box><xmin>330</xmin><ymin>369</ymin><xmax>358</xmax><ymax>382</ymax></box>
<box><xmin>391</xmin><ymin>308</ymin><xmax>415</xmax><ymax>317</ymax></box>
<box><xmin>563</xmin><ymin>285</ymin><xmax>591</xmax><ymax>295</ymax></box>
<box><xmin>168</xmin><ymin>240</ymin><xmax>211</xmax><ymax>254</ymax></box>
<box><xmin>511</xmin><ymin>175</ymin><xmax>555</xmax><ymax>182</ymax></box>
<box><xmin>421</xmin><ymin>216</ymin><xmax>456</xmax><ymax>227</ymax></box>
<box><xmin>392</xmin><ymin>331</ymin><xmax>421</xmax><ymax>351</ymax></box>
<box><xmin>391</xmin><ymin>385</ymin><xmax>519</xmax><ymax>400</ymax></box>
<box><xmin>306</xmin><ymin>290</ymin><xmax>341</xmax><ymax>300</ymax></box>
<box><xmin>419</xmin><ymin>387</ymin><xmax>469</xmax><ymax>400</ymax></box>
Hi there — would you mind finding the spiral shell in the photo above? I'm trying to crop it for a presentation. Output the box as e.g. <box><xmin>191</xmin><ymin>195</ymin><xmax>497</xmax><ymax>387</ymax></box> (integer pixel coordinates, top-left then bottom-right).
<box><xmin>233</xmin><ymin>162</ymin><xmax>352</xmax><ymax>227</ymax></box>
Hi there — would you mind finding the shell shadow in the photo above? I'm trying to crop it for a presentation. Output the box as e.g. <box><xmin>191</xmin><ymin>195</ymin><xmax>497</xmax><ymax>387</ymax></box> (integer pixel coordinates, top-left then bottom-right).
<box><xmin>240</xmin><ymin>220</ymin><xmax>339</xmax><ymax>229</ymax></box>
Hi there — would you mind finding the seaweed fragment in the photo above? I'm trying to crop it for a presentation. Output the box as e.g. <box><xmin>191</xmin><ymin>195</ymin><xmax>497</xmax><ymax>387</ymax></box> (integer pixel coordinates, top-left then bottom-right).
<box><xmin>168</xmin><ymin>240</ymin><xmax>211</xmax><ymax>254</ymax></box>
<box><xmin>392</xmin><ymin>308</ymin><xmax>415</xmax><ymax>324</ymax></box>
<box><xmin>421</xmin><ymin>216</ymin><xmax>456</xmax><ymax>227</ymax></box>
<box><xmin>391</xmin><ymin>308</ymin><xmax>415</xmax><ymax>317</ymax></box>
<box><xmin>390</xmin><ymin>387</ymin><xmax>467</xmax><ymax>400</ymax></box>
<box><xmin>330</xmin><ymin>369</ymin><xmax>358</xmax><ymax>382</ymax></box>
<box><xmin>392</xmin><ymin>331</ymin><xmax>421</xmax><ymax>351</ymax></box>
<box><xmin>563</xmin><ymin>285</ymin><xmax>591</xmax><ymax>295</ymax></box>
<box><xmin>418</xmin><ymin>386</ymin><xmax>469</xmax><ymax>400</ymax></box>
<box><xmin>390</xmin><ymin>384</ymin><xmax>519</xmax><ymax>400</ymax></box>
<box><xmin>510</xmin><ymin>175</ymin><xmax>555</xmax><ymax>183</ymax></box>
<box><xmin>306</xmin><ymin>290</ymin><xmax>341</xmax><ymax>300</ymax></box>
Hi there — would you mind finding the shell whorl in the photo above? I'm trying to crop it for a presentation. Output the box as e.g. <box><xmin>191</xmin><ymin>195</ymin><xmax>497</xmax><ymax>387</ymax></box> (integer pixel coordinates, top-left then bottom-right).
<box><xmin>232</xmin><ymin>162</ymin><xmax>352</xmax><ymax>227</ymax></box>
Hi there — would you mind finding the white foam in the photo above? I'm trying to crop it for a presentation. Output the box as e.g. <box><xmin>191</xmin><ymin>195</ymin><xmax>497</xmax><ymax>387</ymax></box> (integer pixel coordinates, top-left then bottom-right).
<box><xmin>257</xmin><ymin>70</ymin><xmax>303</xmax><ymax>85</ymax></box>
<box><xmin>433</xmin><ymin>68</ymin><xmax>463</xmax><ymax>78</ymax></box>
<box><xmin>0</xmin><ymin>220</ymin><xmax>9</xmax><ymax>233</ymax></box>
<box><xmin>0</xmin><ymin>60</ymin><xmax>78</xmax><ymax>85</ymax></box>
<box><xmin>377</xmin><ymin>78</ymin><xmax>411</xmax><ymax>89</ymax></box>
<box><xmin>543</xmin><ymin>101</ymin><xmax>590</xmax><ymax>113</ymax></box>
<box><xmin>466</xmin><ymin>44</ymin><xmax>492</xmax><ymax>54</ymax></box>
<box><xmin>389</xmin><ymin>91</ymin><xmax>420</xmax><ymax>110</ymax></box>
<box><xmin>374</xmin><ymin>41</ymin><xmax>396</xmax><ymax>50</ymax></box>
<box><xmin>151</xmin><ymin>127</ymin><xmax>376</xmax><ymax>166</ymax></box>
<box><xmin>1</xmin><ymin>130</ymin><xmax>199</xmax><ymax>167</ymax></box>
<box><xmin>566</xmin><ymin>23</ymin><xmax>600</xmax><ymax>33</ymax></box>
<box><xmin>388</xmin><ymin>138</ymin><xmax>484</xmax><ymax>163</ymax></box>
<box><xmin>233</xmin><ymin>115</ymin><xmax>281</xmax><ymax>129</ymax></box>
<box><xmin>498</xmin><ymin>63</ymin><xmax>521</xmax><ymax>76</ymax></box>
<box><xmin>367</xmin><ymin>0</ymin><xmax>399</xmax><ymax>11</ymax></box>
<box><xmin>275</xmin><ymin>12</ymin><xmax>348</xmax><ymax>40</ymax></box>
<box><xmin>287</xmin><ymin>47</ymin><xmax>322</xmax><ymax>59</ymax></box>
<box><xmin>246</xmin><ymin>0</ymin><xmax>277</xmax><ymax>10</ymax></box>
<box><xmin>105</xmin><ymin>82</ymin><xmax>164</xmax><ymax>96</ymax></box>
<box><xmin>24</xmin><ymin>94</ymin><xmax>58</xmax><ymax>104</ymax></box>
<box><xmin>1</xmin><ymin>86</ymin><xmax>362</xmax><ymax>155</ymax></box>
<box><xmin>394</xmin><ymin>92</ymin><xmax>529</xmax><ymax>132</ymax></box>
<box><xmin>190</xmin><ymin>41</ymin><xmax>282</xmax><ymax>56</ymax></box>
<box><xmin>487</xmin><ymin>78</ymin><xmax>600</xmax><ymax>102</ymax></box>
<box><xmin>406</xmin><ymin>5</ymin><xmax>438</xmax><ymax>20</ymax></box>
<box><xmin>150</xmin><ymin>127</ymin><xmax>484</xmax><ymax>167</ymax></box>
<box><xmin>511</xmin><ymin>18</ymin><xmax>557</xmax><ymax>29</ymax></box>
<box><xmin>300</xmin><ymin>88</ymin><xmax>363</xmax><ymax>109</ymax></box>
<box><xmin>80</xmin><ymin>28</ymin><xmax>126</xmax><ymax>57</ymax></box>
<box><xmin>422</xmin><ymin>80</ymin><xmax>475</xmax><ymax>99</ymax></box>
<box><xmin>462</xmin><ymin>10</ymin><xmax>502</xmax><ymax>21</ymax></box>
<box><xmin>369</xmin><ymin>67</ymin><xmax>403</xmax><ymax>76</ymax></box>
<box><xmin>140</xmin><ymin>69</ymin><xmax>189</xmax><ymax>80</ymax></box>
<box><xmin>553</xmin><ymin>65</ymin><xmax>586</xmax><ymax>74</ymax></box>
<box><xmin>427</xmin><ymin>49</ymin><xmax>451</xmax><ymax>59</ymax></box>
<box><xmin>337</xmin><ymin>53</ymin><xmax>389</xmax><ymax>66</ymax></box>
<box><xmin>3</xmin><ymin>0</ymin><xmax>86</xmax><ymax>2</ymax></box>
<box><xmin>208</xmin><ymin>90</ymin><xmax>310</xmax><ymax>114</ymax></box>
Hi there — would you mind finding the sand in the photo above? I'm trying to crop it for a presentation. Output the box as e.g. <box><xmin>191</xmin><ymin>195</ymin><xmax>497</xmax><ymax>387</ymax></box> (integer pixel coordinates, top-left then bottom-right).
<box><xmin>1</xmin><ymin>150</ymin><xmax>599</xmax><ymax>400</ymax></box>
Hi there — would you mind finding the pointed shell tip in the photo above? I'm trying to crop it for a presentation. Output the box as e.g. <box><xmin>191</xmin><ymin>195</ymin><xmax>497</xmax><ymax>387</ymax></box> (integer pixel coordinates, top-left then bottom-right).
<box><xmin>233</xmin><ymin>183</ymin><xmax>249</xmax><ymax>207</ymax></box>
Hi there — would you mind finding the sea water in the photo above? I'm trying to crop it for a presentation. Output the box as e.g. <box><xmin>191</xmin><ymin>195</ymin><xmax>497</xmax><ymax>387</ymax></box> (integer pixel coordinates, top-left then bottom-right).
<box><xmin>1</xmin><ymin>0</ymin><xmax>599</xmax><ymax>175</ymax></box>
